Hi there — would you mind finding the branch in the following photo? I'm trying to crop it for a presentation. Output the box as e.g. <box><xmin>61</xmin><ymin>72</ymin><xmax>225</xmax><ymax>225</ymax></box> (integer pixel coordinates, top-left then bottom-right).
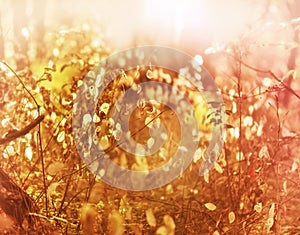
<box><xmin>0</xmin><ymin>61</ymin><xmax>48</xmax><ymax>212</ymax></box>
<box><xmin>0</xmin><ymin>168</ymin><xmax>39</xmax><ymax>226</ymax></box>
<box><xmin>0</xmin><ymin>61</ymin><xmax>39</xmax><ymax>108</ymax></box>
<box><xmin>0</xmin><ymin>115</ymin><xmax>44</xmax><ymax>145</ymax></box>
<box><xmin>226</xmin><ymin>54</ymin><xmax>300</xmax><ymax>101</ymax></box>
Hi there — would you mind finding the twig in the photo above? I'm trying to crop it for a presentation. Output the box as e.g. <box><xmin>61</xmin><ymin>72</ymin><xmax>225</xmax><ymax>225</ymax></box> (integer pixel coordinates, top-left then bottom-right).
<box><xmin>0</xmin><ymin>61</ymin><xmax>39</xmax><ymax>107</ymax></box>
<box><xmin>56</xmin><ymin>164</ymin><xmax>73</xmax><ymax>216</ymax></box>
<box><xmin>224</xmin><ymin>143</ymin><xmax>235</xmax><ymax>213</ymax></box>
<box><xmin>225</xmin><ymin>54</ymin><xmax>300</xmax><ymax>100</ymax></box>
<box><xmin>56</xmin><ymin>108</ymin><xmax>171</xmax><ymax>181</ymax></box>
<box><xmin>235</xmin><ymin>47</ymin><xmax>243</xmax><ymax>221</ymax></box>
<box><xmin>29</xmin><ymin>212</ymin><xmax>77</xmax><ymax>227</ymax></box>
<box><xmin>0</xmin><ymin>61</ymin><xmax>48</xmax><ymax>214</ymax></box>
<box><xmin>0</xmin><ymin>115</ymin><xmax>44</xmax><ymax>145</ymax></box>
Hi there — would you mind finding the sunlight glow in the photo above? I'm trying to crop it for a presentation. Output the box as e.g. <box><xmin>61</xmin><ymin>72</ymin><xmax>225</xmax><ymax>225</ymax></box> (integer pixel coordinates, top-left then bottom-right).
<box><xmin>21</xmin><ymin>27</ymin><xmax>30</xmax><ymax>39</ymax></box>
<box><xmin>144</xmin><ymin>0</ymin><xmax>203</xmax><ymax>43</ymax></box>
<box><xmin>262</xmin><ymin>77</ymin><xmax>272</xmax><ymax>87</ymax></box>
<box><xmin>25</xmin><ymin>146</ymin><xmax>33</xmax><ymax>160</ymax></box>
<box><xmin>53</xmin><ymin>48</ymin><xmax>60</xmax><ymax>57</ymax></box>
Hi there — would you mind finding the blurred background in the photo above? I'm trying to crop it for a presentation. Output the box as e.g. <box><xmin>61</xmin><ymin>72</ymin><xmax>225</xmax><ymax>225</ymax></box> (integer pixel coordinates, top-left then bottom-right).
<box><xmin>1</xmin><ymin>1</ymin><xmax>300</xmax><ymax>234</ymax></box>
<box><xmin>1</xmin><ymin>0</ymin><xmax>299</xmax><ymax>94</ymax></box>
<box><xmin>0</xmin><ymin>0</ymin><xmax>272</xmax><ymax>56</ymax></box>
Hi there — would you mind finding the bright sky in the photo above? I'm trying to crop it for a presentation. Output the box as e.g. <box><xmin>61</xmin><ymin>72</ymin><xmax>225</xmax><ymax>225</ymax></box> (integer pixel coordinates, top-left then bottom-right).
<box><xmin>0</xmin><ymin>0</ymin><xmax>293</xmax><ymax>54</ymax></box>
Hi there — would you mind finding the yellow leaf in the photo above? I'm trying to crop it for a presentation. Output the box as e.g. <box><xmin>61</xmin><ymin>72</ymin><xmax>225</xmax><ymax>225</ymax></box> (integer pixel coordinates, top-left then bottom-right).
<box><xmin>293</xmin><ymin>68</ymin><xmax>300</xmax><ymax>80</ymax></box>
<box><xmin>89</xmin><ymin>182</ymin><xmax>104</xmax><ymax>204</ymax></box>
<box><xmin>156</xmin><ymin>226</ymin><xmax>168</xmax><ymax>235</ymax></box>
<box><xmin>254</xmin><ymin>202</ymin><xmax>262</xmax><ymax>213</ymax></box>
<box><xmin>204</xmin><ymin>169</ymin><xmax>209</xmax><ymax>183</ymax></box>
<box><xmin>108</xmin><ymin>210</ymin><xmax>124</xmax><ymax>235</ymax></box>
<box><xmin>214</xmin><ymin>162</ymin><xmax>223</xmax><ymax>174</ymax></box>
<box><xmin>193</xmin><ymin>148</ymin><xmax>203</xmax><ymax>163</ymax></box>
<box><xmin>259</xmin><ymin>145</ymin><xmax>270</xmax><ymax>159</ymax></box>
<box><xmin>268</xmin><ymin>203</ymin><xmax>275</xmax><ymax>218</ymax></box>
<box><xmin>291</xmin><ymin>161</ymin><xmax>298</xmax><ymax>172</ymax></box>
<box><xmin>47</xmin><ymin>182</ymin><xmax>60</xmax><ymax>198</ymax></box>
<box><xmin>80</xmin><ymin>203</ymin><xmax>98</xmax><ymax>235</ymax></box>
<box><xmin>25</xmin><ymin>146</ymin><xmax>33</xmax><ymax>160</ymax></box>
<box><xmin>266</xmin><ymin>218</ymin><xmax>274</xmax><ymax>232</ymax></box>
<box><xmin>146</xmin><ymin>208</ymin><xmax>156</xmax><ymax>227</ymax></box>
<box><xmin>228</xmin><ymin>211</ymin><xmax>235</xmax><ymax>224</ymax></box>
<box><xmin>47</xmin><ymin>162</ymin><xmax>64</xmax><ymax>176</ymax></box>
<box><xmin>195</xmin><ymin>103</ymin><xmax>212</xmax><ymax>132</ymax></box>
<box><xmin>163</xmin><ymin>215</ymin><xmax>175</xmax><ymax>232</ymax></box>
<box><xmin>57</xmin><ymin>130</ymin><xmax>65</xmax><ymax>143</ymax></box>
<box><xmin>204</xmin><ymin>202</ymin><xmax>217</xmax><ymax>211</ymax></box>
<box><xmin>31</xmin><ymin>60</ymin><xmax>79</xmax><ymax>92</ymax></box>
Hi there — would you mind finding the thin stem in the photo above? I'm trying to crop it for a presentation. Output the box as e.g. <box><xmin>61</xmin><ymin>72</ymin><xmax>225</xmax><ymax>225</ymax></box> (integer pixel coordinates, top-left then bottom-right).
<box><xmin>0</xmin><ymin>61</ymin><xmax>39</xmax><ymax>108</ymax></box>
<box><xmin>0</xmin><ymin>61</ymin><xmax>48</xmax><ymax>214</ymax></box>
<box><xmin>225</xmin><ymin>54</ymin><xmax>300</xmax><ymax>100</ymax></box>
<box><xmin>0</xmin><ymin>115</ymin><xmax>44</xmax><ymax>145</ymax></box>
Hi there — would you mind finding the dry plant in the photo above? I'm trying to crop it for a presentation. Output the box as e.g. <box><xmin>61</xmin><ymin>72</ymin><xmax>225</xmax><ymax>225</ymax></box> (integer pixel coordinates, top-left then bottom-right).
<box><xmin>0</xmin><ymin>2</ymin><xmax>300</xmax><ymax>234</ymax></box>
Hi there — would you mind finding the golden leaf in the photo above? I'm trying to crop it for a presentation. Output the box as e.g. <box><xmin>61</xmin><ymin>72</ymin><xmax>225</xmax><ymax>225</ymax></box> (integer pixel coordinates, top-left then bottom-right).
<box><xmin>204</xmin><ymin>169</ymin><xmax>209</xmax><ymax>183</ymax></box>
<box><xmin>268</xmin><ymin>203</ymin><xmax>275</xmax><ymax>218</ymax></box>
<box><xmin>80</xmin><ymin>203</ymin><xmax>98</xmax><ymax>235</ymax></box>
<box><xmin>47</xmin><ymin>182</ymin><xmax>60</xmax><ymax>198</ymax></box>
<box><xmin>108</xmin><ymin>210</ymin><xmax>124</xmax><ymax>235</ymax></box>
<box><xmin>155</xmin><ymin>226</ymin><xmax>168</xmax><ymax>235</ymax></box>
<box><xmin>228</xmin><ymin>211</ymin><xmax>235</xmax><ymax>224</ymax></box>
<box><xmin>204</xmin><ymin>202</ymin><xmax>217</xmax><ymax>211</ymax></box>
<box><xmin>146</xmin><ymin>208</ymin><xmax>156</xmax><ymax>227</ymax></box>
<box><xmin>254</xmin><ymin>202</ymin><xmax>262</xmax><ymax>213</ymax></box>
<box><xmin>47</xmin><ymin>162</ymin><xmax>64</xmax><ymax>176</ymax></box>
<box><xmin>163</xmin><ymin>215</ymin><xmax>175</xmax><ymax>233</ymax></box>
<box><xmin>214</xmin><ymin>162</ymin><xmax>223</xmax><ymax>174</ymax></box>
<box><xmin>57</xmin><ymin>130</ymin><xmax>65</xmax><ymax>142</ymax></box>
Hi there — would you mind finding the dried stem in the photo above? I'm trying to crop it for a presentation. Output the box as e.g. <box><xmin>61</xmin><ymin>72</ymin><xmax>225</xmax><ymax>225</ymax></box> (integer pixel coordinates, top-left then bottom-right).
<box><xmin>226</xmin><ymin>55</ymin><xmax>300</xmax><ymax>101</ymax></box>
<box><xmin>0</xmin><ymin>115</ymin><xmax>44</xmax><ymax>145</ymax></box>
<box><xmin>0</xmin><ymin>61</ymin><xmax>48</xmax><ymax>214</ymax></box>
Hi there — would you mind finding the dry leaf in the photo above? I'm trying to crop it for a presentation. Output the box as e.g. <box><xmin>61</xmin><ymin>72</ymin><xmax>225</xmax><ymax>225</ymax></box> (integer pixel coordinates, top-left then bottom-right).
<box><xmin>146</xmin><ymin>208</ymin><xmax>156</xmax><ymax>227</ymax></box>
<box><xmin>163</xmin><ymin>215</ymin><xmax>175</xmax><ymax>232</ymax></box>
<box><xmin>266</xmin><ymin>203</ymin><xmax>276</xmax><ymax>233</ymax></box>
<box><xmin>80</xmin><ymin>203</ymin><xmax>98</xmax><ymax>235</ymax></box>
<box><xmin>108</xmin><ymin>210</ymin><xmax>124</xmax><ymax>235</ymax></box>
<box><xmin>214</xmin><ymin>162</ymin><xmax>223</xmax><ymax>174</ymax></box>
<box><xmin>166</xmin><ymin>184</ymin><xmax>173</xmax><ymax>194</ymax></box>
<box><xmin>254</xmin><ymin>202</ymin><xmax>262</xmax><ymax>213</ymax></box>
<box><xmin>155</xmin><ymin>215</ymin><xmax>175</xmax><ymax>235</ymax></box>
<box><xmin>259</xmin><ymin>145</ymin><xmax>270</xmax><ymax>159</ymax></box>
<box><xmin>204</xmin><ymin>202</ymin><xmax>217</xmax><ymax>211</ymax></box>
<box><xmin>118</xmin><ymin>195</ymin><xmax>132</xmax><ymax>220</ymax></box>
<box><xmin>228</xmin><ymin>211</ymin><xmax>235</xmax><ymax>223</ymax></box>
<box><xmin>156</xmin><ymin>226</ymin><xmax>168</xmax><ymax>235</ymax></box>
<box><xmin>47</xmin><ymin>182</ymin><xmax>60</xmax><ymax>198</ymax></box>
<box><xmin>283</xmin><ymin>181</ymin><xmax>287</xmax><ymax>194</ymax></box>
<box><xmin>25</xmin><ymin>146</ymin><xmax>33</xmax><ymax>160</ymax></box>
<box><xmin>57</xmin><ymin>130</ymin><xmax>65</xmax><ymax>142</ymax></box>
<box><xmin>47</xmin><ymin>162</ymin><xmax>64</xmax><ymax>176</ymax></box>
<box><xmin>193</xmin><ymin>148</ymin><xmax>203</xmax><ymax>163</ymax></box>
<box><xmin>266</xmin><ymin>218</ymin><xmax>274</xmax><ymax>233</ymax></box>
<box><xmin>291</xmin><ymin>161</ymin><xmax>298</xmax><ymax>172</ymax></box>
<box><xmin>204</xmin><ymin>169</ymin><xmax>209</xmax><ymax>183</ymax></box>
<box><xmin>89</xmin><ymin>182</ymin><xmax>105</xmax><ymax>204</ymax></box>
<box><xmin>268</xmin><ymin>203</ymin><xmax>275</xmax><ymax>218</ymax></box>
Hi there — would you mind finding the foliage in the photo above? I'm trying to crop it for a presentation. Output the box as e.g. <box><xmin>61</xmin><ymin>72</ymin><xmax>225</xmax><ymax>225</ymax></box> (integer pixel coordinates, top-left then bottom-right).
<box><xmin>1</xmin><ymin>1</ymin><xmax>300</xmax><ymax>235</ymax></box>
